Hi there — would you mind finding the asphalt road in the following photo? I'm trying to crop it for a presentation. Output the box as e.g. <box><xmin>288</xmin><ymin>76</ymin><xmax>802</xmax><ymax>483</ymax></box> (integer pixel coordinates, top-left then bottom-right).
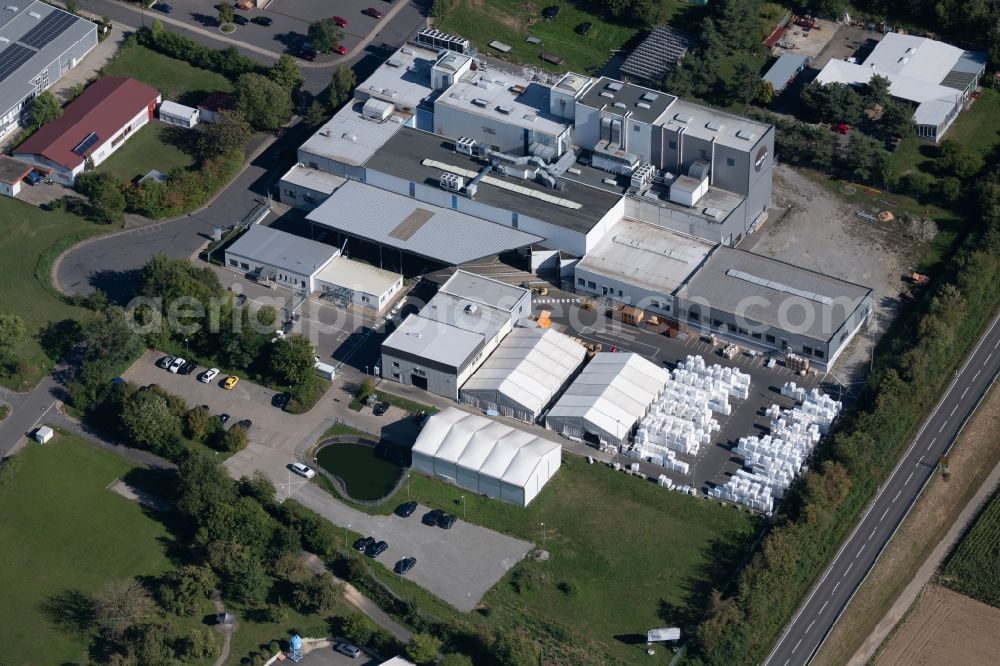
<box><xmin>764</xmin><ymin>309</ymin><xmax>1000</xmax><ymax>666</ymax></box>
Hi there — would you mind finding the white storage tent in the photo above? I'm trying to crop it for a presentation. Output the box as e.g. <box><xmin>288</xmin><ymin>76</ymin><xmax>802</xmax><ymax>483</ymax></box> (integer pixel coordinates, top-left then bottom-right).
<box><xmin>460</xmin><ymin>327</ymin><xmax>586</xmax><ymax>422</ymax></box>
<box><xmin>545</xmin><ymin>352</ymin><xmax>669</xmax><ymax>446</ymax></box>
<box><xmin>411</xmin><ymin>407</ymin><xmax>562</xmax><ymax>506</ymax></box>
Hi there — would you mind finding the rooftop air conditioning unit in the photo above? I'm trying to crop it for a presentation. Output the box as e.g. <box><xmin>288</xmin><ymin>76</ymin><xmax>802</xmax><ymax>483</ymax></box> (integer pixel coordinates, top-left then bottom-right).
<box><xmin>440</xmin><ymin>172</ymin><xmax>464</xmax><ymax>192</ymax></box>
<box><xmin>455</xmin><ymin>136</ymin><xmax>477</xmax><ymax>155</ymax></box>
<box><xmin>464</xmin><ymin>303</ymin><xmax>479</xmax><ymax>314</ymax></box>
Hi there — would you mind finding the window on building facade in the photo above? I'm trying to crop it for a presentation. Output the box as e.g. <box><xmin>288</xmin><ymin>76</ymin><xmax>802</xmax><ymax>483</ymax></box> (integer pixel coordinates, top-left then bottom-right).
<box><xmin>726</xmin><ymin>158</ymin><xmax>735</xmax><ymax>167</ymax></box>
<box><xmin>578</xmin><ymin>277</ymin><xmax>585</xmax><ymax>286</ymax></box>
<box><xmin>240</xmin><ymin>262</ymin><xmax>249</xmax><ymax>270</ymax></box>
<box><xmin>669</xmin><ymin>140</ymin><xmax>677</xmax><ymax>149</ymax></box>
<box><xmin>803</xmin><ymin>345</ymin><xmax>813</xmax><ymax>355</ymax></box>
<box><xmin>587</xmin><ymin>281</ymin><xmax>596</xmax><ymax>289</ymax></box>
<box><xmin>815</xmin><ymin>349</ymin><xmax>825</xmax><ymax>359</ymax></box>
<box><xmin>229</xmin><ymin>259</ymin><xmax>238</xmax><ymax>267</ymax></box>
<box><xmin>689</xmin><ymin>311</ymin><xmax>700</xmax><ymax>322</ymax></box>
<box><xmin>765</xmin><ymin>334</ymin><xmax>776</xmax><ymax>343</ymax></box>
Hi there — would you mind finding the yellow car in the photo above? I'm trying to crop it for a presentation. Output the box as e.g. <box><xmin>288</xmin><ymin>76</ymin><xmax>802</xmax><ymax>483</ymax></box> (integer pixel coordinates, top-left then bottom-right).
<box><xmin>222</xmin><ymin>375</ymin><xmax>240</xmax><ymax>390</ymax></box>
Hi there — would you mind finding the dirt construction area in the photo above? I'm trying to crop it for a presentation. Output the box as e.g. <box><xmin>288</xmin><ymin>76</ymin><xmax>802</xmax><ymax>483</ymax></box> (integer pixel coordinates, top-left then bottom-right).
<box><xmin>744</xmin><ymin>165</ymin><xmax>923</xmax><ymax>391</ymax></box>
<box><xmin>875</xmin><ymin>585</ymin><xmax>1000</xmax><ymax>666</ymax></box>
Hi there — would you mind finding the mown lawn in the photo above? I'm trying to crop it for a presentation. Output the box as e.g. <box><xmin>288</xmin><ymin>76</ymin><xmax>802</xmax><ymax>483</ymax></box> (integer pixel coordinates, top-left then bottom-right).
<box><xmin>96</xmin><ymin>122</ymin><xmax>195</xmax><ymax>183</ymax></box>
<box><xmin>0</xmin><ymin>199</ymin><xmax>104</xmax><ymax>390</ymax></box>
<box><xmin>103</xmin><ymin>43</ymin><xmax>233</xmax><ymax>106</ymax></box>
<box><xmin>891</xmin><ymin>87</ymin><xmax>1000</xmax><ymax>176</ymax></box>
<box><xmin>0</xmin><ymin>434</ymin><xmax>183</xmax><ymax>664</ymax></box>
<box><xmin>358</xmin><ymin>456</ymin><xmax>760</xmax><ymax>664</ymax></box>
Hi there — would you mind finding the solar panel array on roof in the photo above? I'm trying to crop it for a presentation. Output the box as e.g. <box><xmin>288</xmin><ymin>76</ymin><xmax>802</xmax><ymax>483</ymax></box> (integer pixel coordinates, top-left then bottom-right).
<box><xmin>0</xmin><ymin>43</ymin><xmax>36</xmax><ymax>84</ymax></box>
<box><xmin>19</xmin><ymin>9</ymin><xmax>78</xmax><ymax>49</ymax></box>
<box><xmin>621</xmin><ymin>26</ymin><xmax>694</xmax><ymax>82</ymax></box>
<box><xmin>71</xmin><ymin>131</ymin><xmax>99</xmax><ymax>156</ymax></box>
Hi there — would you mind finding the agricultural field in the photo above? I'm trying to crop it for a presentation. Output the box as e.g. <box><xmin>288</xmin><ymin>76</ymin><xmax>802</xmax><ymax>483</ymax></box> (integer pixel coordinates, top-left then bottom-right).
<box><xmin>360</xmin><ymin>456</ymin><xmax>761</xmax><ymax>664</ymax></box>
<box><xmin>939</xmin><ymin>487</ymin><xmax>1000</xmax><ymax>607</ymax></box>
<box><xmin>0</xmin><ymin>199</ymin><xmax>104</xmax><ymax>390</ymax></box>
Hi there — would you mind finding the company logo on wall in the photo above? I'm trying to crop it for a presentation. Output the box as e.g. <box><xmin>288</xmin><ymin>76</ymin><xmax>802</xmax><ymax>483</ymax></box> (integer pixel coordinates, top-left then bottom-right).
<box><xmin>754</xmin><ymin>146</ymin><xmax>768</xmax><ymax>172</ymax></box>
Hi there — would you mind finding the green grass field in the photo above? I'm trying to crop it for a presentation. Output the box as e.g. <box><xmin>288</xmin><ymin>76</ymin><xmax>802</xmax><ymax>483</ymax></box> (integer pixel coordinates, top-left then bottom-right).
<box><xmin>939</xmin><ymin>488</ymin><xmax>1000</xmax><ymax>608</ymax></box>
<box><xmin>104</xmin><ymin>43</ymin><xmax>233</xmax><ymax>106</ymax></box>
<box><xmin>96</xmin><ymin>122</ymin><xmax>195</xmax><ymax>183</ymax></box>
<box><xmin>0</xmin><ymin>434</ymin><xmax>181</xmax><ymax>663</ymax></box>
<box><xmin>891</xmin><ymin>88</ymin><xmax>1000</xmax><ymax>176</ymax></box>
<box><xmin>361</xmin><ymin>456</ymin><xmax>760</xmax><ymax>664</ymax></box>
<box><xmin>0</xmin><ymin>199</ymin><xmax>104</xmax><ymax>390</ymax></box>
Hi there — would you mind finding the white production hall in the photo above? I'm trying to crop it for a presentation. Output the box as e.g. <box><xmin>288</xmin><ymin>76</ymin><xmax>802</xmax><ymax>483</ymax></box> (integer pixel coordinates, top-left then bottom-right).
<box><xmin>411</xmin><ymin>407</ymin><xmax>562</xmax><ymax>507</ymax></box>
<box><xmin>545</xmin><ymin>352</ymin><xmax>669</xmax><ymax>447</ymax></box>
<box><xmin>459</xmin><ymin>327</ymin><xmax>586</xmax><ymax>423</ymax></box>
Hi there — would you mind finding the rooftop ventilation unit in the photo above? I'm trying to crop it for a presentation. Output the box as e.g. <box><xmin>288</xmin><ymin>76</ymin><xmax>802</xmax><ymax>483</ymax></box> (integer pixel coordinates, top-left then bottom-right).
<box><xmin>640</xmin><ymin>91</ymin><xmax>660</xmax><ymax>102</ymax></box>
<box><xmin>613</xmin><ymin>101</ymin><xmax>627</xmax><ymax>109</ymax></box>
<box><xmin>703</xmin><ymin>207</ymin><xmax>724</xmax><ymax>220</ymax></box>
<box><xmin>455</xmin><ymin>136</ymin><xmax>477</xmax><ymax>155</ymax></box>
<box><xmin>449</xmin><ymin>92</ymin><xmax>464</xmax><ymax>100</ymax></box>
<box><xmin>440</xmin><ymin>172</ymin><xmax>464</xmax><ymax>192</ymax></box>
<box><xmin>471</xmin><ymin>97</ymin><xmax>488</xmax><ymax>107</ymax></box>
<box><xmin>415</xmin><ymin>28</ymin><xmax>471</xmax><ymax>54</ymax></box>
<box><xmin>636</xmin><ymin>102</ymin><xmax>651</xmax><ymax>109</ymax></box>
<box><xmin>606</xmin><ymin>81</ymin><xmax>624</xmax><ymax>92</ymax></box>
<box><xmin>496</xmin><ymin>105</ymin><xmax>512</xmax><ymax>114</ymax></box>
<box><xmin>400</xmin><ymin>47</ymin><xmax>414</xmax><ymax>55</ymax></box>
<box><xmin>464</xmin><ymin>303</ymin><xmax>479</xmax><ymax>314</ymax></box>
<box><xmin>3</xmin><ymin>6</ymin><xmax>18</xmax><ymax>12</ymax></box>
<box><xmin>385</xmin><ymin>59</ymin><xmax>403</xmax><ymax>68</ymax></box>
<box><xmin>523</xmin><ymin>113</ymin><xmax>536</xmax><ymax>121</ymax></box>
<box><xmin>27</xmin><ymin>10</ymin><xmax>39</xmax><ymax>18</ymax></box>
<box><xmin>674</xmin><ymin>112</ymin><xmax>693</xmax><ymax>124</ymax></box>
<box><xmin>705</xmin><ymin>120</ymin><xmax>723</xmax><ymax>131</ymax></box>
<box><xmin>0</xmin><ymin>37</ymin><xmax>7</xmax><ymax>44</ymax></box>
<box><xmin>736</xmin><ymin>129</ymin><xmax>755</xmax><ymax>141</ymax></box>
<box><xmin>341</xmin><ymin>133</ymin><xmax>357</xmax><ymax>142</ymax></box>
<box><xmin>494</xmin><ymin>79</ymin><xmax>507</xmax><ymax>87</ymax></box>
<box><xmin>599</xmin><ymin>91</ymin><xmax>615</xmax><ymax>99</ymax></box>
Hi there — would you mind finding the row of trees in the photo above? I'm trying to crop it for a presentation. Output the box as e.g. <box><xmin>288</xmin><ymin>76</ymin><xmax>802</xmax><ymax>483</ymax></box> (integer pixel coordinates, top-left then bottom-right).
<box><xmin>139</xmin><ymin>20</ymin><xmax>261</xmax><ymax>79</ymax></box>
<box><xmin>692</xmin><ymin>158</ymin><xmax>1000</xmax><ymax>663</ymax></box>
<box><xmin>800</xmin><ymin>77</ymin><xmax>915</xmax><ymax>141</ymax></box>
<box><xmin>0</xmin><ymin>311</ymin><xmax>26</xmax><ymax>376</ymax></box>
<box><xmin>855</xmin><ymin>0</ymin><xmax>1000</xmax><ymax>63</ymax></box>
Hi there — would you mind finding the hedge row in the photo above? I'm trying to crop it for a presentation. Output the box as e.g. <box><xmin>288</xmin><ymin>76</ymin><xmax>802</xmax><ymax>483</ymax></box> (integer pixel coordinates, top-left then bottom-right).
<box><xmin>134</xmin><ymin>23</ymin><xmax>265</xmax><ymax>80</ymax></box>
<box><xmin>693</xmin><ymin>171</ymin><xmax>1000</xmax><ymax>664</ymax></box>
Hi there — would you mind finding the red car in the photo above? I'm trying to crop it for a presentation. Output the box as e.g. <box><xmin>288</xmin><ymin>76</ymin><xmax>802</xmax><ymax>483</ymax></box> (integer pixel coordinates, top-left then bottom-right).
<box><xmin>365</xmin><ymin>7</ymin><xmax>384</xmax><ymax>19</ymax></box>
<box><xmin>333</xmin><ymin>15</ymin><xmax>347</xmax><ymax>28</ymax></box>
<box><xmin>334</xmin><ymin>45</ymin><xmax>347</xmax><ymax>55</ymax></box>
<box><xmin>833</xmin><ymin>123</ymin><xmax>850</xmax><ymax>135</ymax></box>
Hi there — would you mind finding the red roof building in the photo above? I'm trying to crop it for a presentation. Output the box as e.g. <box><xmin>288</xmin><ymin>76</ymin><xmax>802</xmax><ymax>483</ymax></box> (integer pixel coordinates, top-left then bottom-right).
<box><xmin>14</xmin><ymin>77</ymin><xmax>161</xmax><ymax>184</ymax></box>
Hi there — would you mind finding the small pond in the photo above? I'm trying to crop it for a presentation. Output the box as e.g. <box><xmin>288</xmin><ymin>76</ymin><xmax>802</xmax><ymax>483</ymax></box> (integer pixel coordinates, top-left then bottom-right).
<box><xmin>315</xmin><ymin>440</ymin><xmax>406</xmax><ymax>502</ymax></box>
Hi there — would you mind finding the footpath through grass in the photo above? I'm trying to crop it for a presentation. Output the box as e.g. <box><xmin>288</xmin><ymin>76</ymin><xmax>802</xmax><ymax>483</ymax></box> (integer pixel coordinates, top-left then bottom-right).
<box><xmin>95</xmin><ymin>122</ymin><xmax>194</xmax><ymax>183</ymax></box>
<box><xmin>103</xmin><ymin>42</ymin><xmax>232</xmax><ymax>106</ymax></box>
<box><xmin>359</xmin><ymin>456</ymin><xmax>760</xmax><ymax>664</ymax></box>
<box><xmin>0</xmin><ymin>199</ymin><xmax>104</xmax><ymax>389</ymax></box>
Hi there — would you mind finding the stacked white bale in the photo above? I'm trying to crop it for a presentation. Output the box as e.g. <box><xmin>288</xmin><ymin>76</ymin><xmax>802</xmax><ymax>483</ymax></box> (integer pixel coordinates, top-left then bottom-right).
<box><xmin>658</xmin><ymin>474</ymin><xmax>674</xmax><ymax>490</ymax></box>
<box><xmin>781</xmin><ymin>381</ymin><xmax>807</xmax><ymax>402</ymax></box>
<box><xmin>627</xmin><ymin>438</ymin><xmax>691</xmax><ymax>474</ymax></box>
<box><xmin>677</xmin><ymin>355</ymin><xmax>752</xmax><ymax>401</ymax></box>
<box><xmin>708</xmin><ymin>475</ymin><xmax>774</xmax><ymax>512</ymax></box>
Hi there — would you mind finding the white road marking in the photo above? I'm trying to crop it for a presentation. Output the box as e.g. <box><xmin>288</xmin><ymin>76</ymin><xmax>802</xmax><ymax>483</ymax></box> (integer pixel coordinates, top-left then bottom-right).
<box><xmin>869</xmin><ymin>527</ymin><xmax>878</xmax><ymax>541</ymax></box>
<box><xmin>845</xmin><ymin>562</ymin><xmax>854</xmax><ymax>575</ymax></box>
<box><xmin>880</xmin><ymin>506</ymin><xmax>891</xmax><ymax>522</ymax></box>
<box><xmin>927</xmin><ymin>436</ymin><xmax>936</xmax><ymax>451</ymax></box>
<box><xmin>806</xmin><ymin>620</ymin><xmax>815</xmax><ymax>633</ymax></box>
<box><xmin>832</xmin><ymin>580</ymin><xmax>841</xmax><ymax>594</ymax></box>
<box><xmin>856</xmin><ymin>544</ymin><xmax>865</xmax><ymax>558</ymax></box>
<box><xmin>939</xmin><ymin>420</ymin><xmax>948</xmax><ymax>433</ymax></box>
<box><xmin>962</xmin><ymin>386</ymin><xmax>971</xmax><ymax>398</ymax></box>
<box><xmin>973</xmin><ymin>370</ymin><xmax>981</xmax><ymax>381</ymax></box>
<box><xmin>987</xmin><ymin>352</ymin><xmax>992</xmax><ymax>362</ymax></box>
<box><xmin>792</xmin><ymin>639</ymin><xmax>802</xmax><ymax>654</ymax></box>
<box><xmin>905</xmin><ymin>472</ymin><xmax>914</xmax><ymax>486</ymax></box>
<box><xmin>819</xmin><ymin>600</ymin><xmax>829</xmax><ymax>614</ymax></box>
<box><xmin>951</xmin><ymin>404</ymin><xmax>959</xmax><ymax>416</ymax></box>
<box><xmin>893</xmin><ymin>490</ymin><xmax>902</xmax><ymax>502</ymax></box>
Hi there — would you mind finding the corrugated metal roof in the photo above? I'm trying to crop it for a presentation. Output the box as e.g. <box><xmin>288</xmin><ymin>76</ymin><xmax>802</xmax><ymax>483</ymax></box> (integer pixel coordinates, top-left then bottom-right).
<box><xmin>314</xmin><ymin>256</ymin><xmax>400</xmax><ymax>297</ymax></box>
<box><xmin>225</xmin><ymin>225</ymin><xmax>338</xmax><ymax>274</ymax></box>
<box><xmin>159</xmin><ymin>100</ymin><xmax>198</xmax><ymax>118</ymax></box>
<box><xmin>306</xmin><ymin>180</ymin><xmax>542</xmax><ymax>265</ymax></box>
<box><xmin>461</xmin><ymin>328</ymin><xmax>586</xmax><ymax>416</ymax></box>
<box><xmin>762</xmin><ymin>53</ymin><xmax>810</xmax><ymax>93</ymax></box>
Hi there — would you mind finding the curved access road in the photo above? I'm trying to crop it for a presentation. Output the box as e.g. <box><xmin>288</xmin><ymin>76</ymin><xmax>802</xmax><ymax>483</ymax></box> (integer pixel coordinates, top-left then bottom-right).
<box><xmin>764</xmin><ymin>309</ymin><xmax>1000</xmax><ymax>666</ymax></box>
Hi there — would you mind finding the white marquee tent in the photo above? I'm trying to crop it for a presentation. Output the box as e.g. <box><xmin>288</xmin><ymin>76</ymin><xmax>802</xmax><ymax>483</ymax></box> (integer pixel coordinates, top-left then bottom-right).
<box><xmin>545</xmin><ymin>352</ymin><xmax>669</xmax><ymax>446</ymax></box>
<box><xmin>459</xmin><ymin>327</ymin><xmax>586</xmax><ymax>422</ymax></box>
<box><xmin>411</xmin><ymin>407</ymin><xmax>562</xmax><ymax>506</ymax></box>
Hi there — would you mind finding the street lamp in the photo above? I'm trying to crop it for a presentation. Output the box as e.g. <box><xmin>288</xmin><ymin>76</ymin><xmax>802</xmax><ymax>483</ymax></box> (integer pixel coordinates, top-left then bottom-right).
<box><xmin>461</xmin><ymin>494</ymin><xmax>466</xmax><ymax>519</ymax></box>
<box><xmin>344</xmin><ymin>523</ymin><xmax>351</xmax><ymax>549</ymax></box>
<box><xmin>364</xmin><ymin>365</ymin><xmax>368</xmax><ymax>375</ymax></box>
<box><xmin>184</xmin><ymin>337</ymin><xmax>189</xmax><ymax>355</ymax></box>
<box><xmin>540</xmin><ymin>521</ymin><xmax>546</xmax><ymax>546</ymax></box>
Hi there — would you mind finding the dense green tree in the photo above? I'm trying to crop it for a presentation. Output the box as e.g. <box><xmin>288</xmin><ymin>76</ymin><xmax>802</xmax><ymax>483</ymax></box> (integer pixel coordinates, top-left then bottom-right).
<box><xmin>269</xmin><ymin>334</ymin><xmax>315</xmax><ymax>385</ymax></box>
<box><xmin>175</xmin><ymin>452</ymin><xmax>238</xmax><ymax>522</ymax></box>
<box><xmin>238</xmin><ymin>471</ymin><xmax>276</xmax><ymax>505</ymax></box>
<box><xmin>404</xmin><ymin>633</ymin><xmax>443</xmax><ymax>665</ymax></box>
<box><xmin>121</xmin><ymin>390</ymin><xmax>182</xmax><ymax>455</ymax></box>
<box><xmin>27</xmin><ymin>90</ymin><xmax>62</xmax><ymax>128</ymax></box>
<box><xmin>178</xmin><ymin>627</ymin><xmax>217</xmax><ymax>660</ymax></box>
<box><xmin>217</xmin><ymin>2</ymin><xmax>233</xmax><ymax>25</ymax></box>
<box><xmin>221</xmin><ymin>555</ymin><xmax>269</xmax><ymax>605</ymax></box>
<box><xmin>324</xmin><ymin>65</ymin><xmax>357</xmax><ymax>111</ymax></box>
<box><xmin>269</xmin><ymin>54</ymin><xmax>304</xmax><ymax>90</ymax></box>
<box><xmin>220</xmin><ymin>423</ymin><xmax>248</xmax><ymax>452</ymax></box>
<box><xmin>304</xmin><ymin>100</ymin><xmax>327</xmax><ymax>127</ymax></box>
<box><xmin>864</xmin><ymin>74</ymin><xmax>892</xmax><ymax>109</ymax></box>
<box><xmin>94</xmin><ymin>579</ymin><xmax>155</xmax><ymax>639</ymax></box>
<box><xmin>293</xmin><ymin>573</ymin><xmax>342</xmax><ymax>613</ymax></box>
<box><xmin>184</xmin><ymin>405</ymin><xmax>212</xmax><ymax>442</ymax></box>
<box><xmin>0</xmin><ymin>311</ymin><xmax>26</xmax><ymax>369</ymax></box>
<box><xmin>157</xmin><ymin>565</ymin><xmax>217</xmax><ymax>616</ymax></box>
<box><xmin>935</xmin><ymin>140</ymin><xmax>984</xmax><ymax>180</ymax></box>
<box><xmin>728</xmin><ymin>60</ymin><xmax>763</xmax><ymax>107</ymax></box>
<box><xmin>439</xmin><ymin>654</ymin><xmax>474</xmax><ymax>666</ymax></box>
<box><xmin>76</xmin><ymin>172</ymin><xmax>126</xmax><ymax>224</ymax></box>
<box><xmin>198</xmin><ymin>111</ymin><xmax>251</xmax><ymax>158</ymax></box>
<box><xmin>879</xmin><ymin>101</ymin><xmax>915</xmax><ymax>139</ymax></box>
<box><xmin>307</xmin><ymin>19</ymin><xmax>344</xmax><ymax>53</ymax></box>
<box><xmin>340</xmin><ymin>613</ymin><xmax>373</xmax><ymax>646</ymax></box>
<box><xmin>493</xmin><ymin>629</ymin><xmax>541</xmax><ymax>666</ymax></box>
<box><xmin>235</xmin><ymin>73</ymin><xmax>293</xmax><ymax>131</ymax></box>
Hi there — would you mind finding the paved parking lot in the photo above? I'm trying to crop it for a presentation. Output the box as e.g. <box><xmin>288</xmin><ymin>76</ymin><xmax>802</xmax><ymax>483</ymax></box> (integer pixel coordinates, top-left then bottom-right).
<box><xmin>296</xmin><ymin>484</ymin><xmax>532</xmax><ymax>612</ymax></box>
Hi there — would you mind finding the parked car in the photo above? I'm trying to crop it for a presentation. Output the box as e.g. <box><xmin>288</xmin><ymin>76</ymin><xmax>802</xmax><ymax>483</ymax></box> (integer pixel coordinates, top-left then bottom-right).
<box><xmin>833</xmin><ymin>123</ymin><xmax>850</xmax><ymax>135</ymax></box>
<box><xmin>222</xmin><ymin>375</ymin><xmax>240</xmax><ymax>390</ymax></box>
<box><xmin>365</xmin><ymin>7</ymin><xmax>384</xmax><ymax>19</ymax></box>
<box><xmin>575</xmin><ymin>21</ymin><xmax>592</xmax><ymax>35</ymax></box>
<box><xmin>333</xmin><ymin>45</ymin><xmax>347</xmax><ymax>55</ymax></box>
<box><xmin>299</xmin><ymin>47</ymin><xmax>318</xmax><ymax>61</ymax></box>
<box><xmin>333</xmin><ymin>642</ymin><xmax>362</xmax><ymax>658</ymax></box>
<box><xmin>232</xmin><ymin>14</ymin><xmax>249</xmax><ymax>25</ymax></box>
<box><xmin>333</xmin><ymin>15</ymin><xmax>348</xmax><ymax>27</ymax></box>
<box><xmin>250</xmin><ymin>16</ymin><xmax>273</xmax><ymax>26</ymax></box>
<box><xmin>235</xmin><ymin>419</ymin><xmax>252</xmax><ymax>431</ymax></box>
<box><xmin>373</xmin><ymin>401</ymin><xmax>389</xmax><ymax>416</ymax></box>
<box><xmin>353</xmin><ymin>536</ymin><xmax>375</xmax><ymax>552</ymax></box>
<box><xmin>179</xmin><ymin>361</ymin><xmax>197</xmax><ymax>375</ymax></box>
<box><xmin>158</xmin><ymin>355</ymin><xmax>176</xmax><ymax>369</ymax></box>
<box><xmin>23</xmin><ymin>170</ymin><xmax>41</xmax><ymax>186</ymax></box>
<box><xmin>437</xmin><ymin>512</ymin><xmax>457</xmax><ymax>529</ymax></box>
<box><xmin>272</xmin><ymin>392</ymin><xmax>290</xmax><ymax>409</ymax></box>
<box><xmin>200</xmin><ymin>367</ymin><xmax>220</xmax><ymax>383</ymax></box>
<box><xmin>395</xmin><ymin>500</ymin><xmax>418</xmax><ymax>517</ymax></box>
<box><xmin>542</xmin><ymin>5</ymin><xmax>559</xmax><ymax>18</ymax></box>
<box><xmin>365</xmin><ymin>540</ymin><xmax>388</xmax><ymax>558</ymax></box>
<box><xmin>422</xmin><ymin>509</ymin><xmax>443</xmax><ymax>526</ymax></box>
<box><xmin>394</xmin><ymin>557</ymin><xmax>417</xmax><ymax>575</ymax></box>
<box><xmin>153</xmin><ymin>3</ymin><xmax>173</xmax><ymax>14</ymax></box>
<box><xmin>291</xmin><ymin>462</ymin><xmax>316</xmax><ymax>479</ymax></box>
<box><xmin>168</xmin><ymin>357</ymin><xmax>186</xmax><ymax>373</ymax></box>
